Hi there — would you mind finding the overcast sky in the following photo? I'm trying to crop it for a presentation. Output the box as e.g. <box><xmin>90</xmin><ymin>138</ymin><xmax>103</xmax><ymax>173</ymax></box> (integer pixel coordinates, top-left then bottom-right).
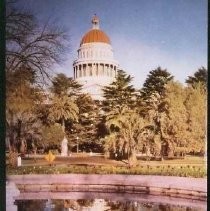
<box><xmin>15</xmin><ymin>0</ymin><xmax>207</xmax><ymax>88</ymax></box>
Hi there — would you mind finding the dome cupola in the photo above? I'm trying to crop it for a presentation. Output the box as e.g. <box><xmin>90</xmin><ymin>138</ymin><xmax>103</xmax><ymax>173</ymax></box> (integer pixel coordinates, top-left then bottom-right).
<box><xmin>80</xmin><ymin>15</ymin><xmax>111</xmax><ymax>46</ymax></box>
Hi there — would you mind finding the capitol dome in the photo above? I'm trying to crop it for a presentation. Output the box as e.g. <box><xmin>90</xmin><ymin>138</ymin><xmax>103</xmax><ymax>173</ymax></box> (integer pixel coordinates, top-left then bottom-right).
<box><xmin>80</xmin><ymin>29</ymin><xmax>111</xmax><ymax>46</ymax></box>
<box><xmin>73</xmin><ymin>15</ymin><xmax>119</xmax><ymax>100</ymax></box>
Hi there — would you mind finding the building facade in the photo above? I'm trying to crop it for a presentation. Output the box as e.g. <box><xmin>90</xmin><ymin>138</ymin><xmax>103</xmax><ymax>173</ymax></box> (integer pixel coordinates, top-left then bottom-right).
<box><xmin>73</xmin><ymin>15</ymin><xmax>119</xmax><ymax>100</ymax></box>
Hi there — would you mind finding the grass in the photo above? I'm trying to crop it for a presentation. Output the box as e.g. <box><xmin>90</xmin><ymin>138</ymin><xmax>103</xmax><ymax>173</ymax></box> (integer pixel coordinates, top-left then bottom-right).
<box><xmin>6</xmin><ymin>155</ymin><xmax>206</xmax><ymax>178</ymax></box>
<box><xmin>6</xmin><ymin>163</ymin><xmax>206</xmax><ymax>178</ymax></box>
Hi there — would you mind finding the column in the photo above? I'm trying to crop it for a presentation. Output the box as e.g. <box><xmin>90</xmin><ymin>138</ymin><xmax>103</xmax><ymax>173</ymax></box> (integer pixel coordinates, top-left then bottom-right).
<box><xmin>90</xmin><ymin>64</ymin><xmax>93</xmax><ymax>76</ymax></box>
<box><xmin>110</xmin><ymin>65</ymin><xmax>113</xmax><ymax>77</ymax></box>
<box><xmin>102</xmin><ymin>64</ymin><xmax>105</xmax><ymax>76</ymax></box>
<box><xmin>96</xmin><ymin>64</ymin><xmax>99</xmax><ymax>76</ymax></box>
<box><xmin>99</xmin><ymin>64</ymin><xmax>102</xmax><ymax>76</ymax></box>
<box><xmin>107</xmin><ymin>64</ymin><xmax>110</xmax><ymax>76</ymax></box>
<box><xmin>79</xmin><ymin>65</ymin><xmax>81</xmax><ymax>77</ymax></box>
<box><xmin>75</xmin><ymin>66</ymin><xmax>77</xmax><ymax>78</ymax></box>
<box><xmin>92</xmin><ymin>63</ymin><xmax>95</xmax><ymax>76</ymax></box>
<box><xmin>106</xmin><ymin>64</ymin><xmax>108</xmax><ymax>76</ymax></box>
<box><xmin>87</xmin><ymin>64</ymin><xmax>90</xmax><ymax>76</ymax></box>
<box><xmin>83</xmin><ymin>64</ymin><xmax>86</xmax><ymax>77</ymax></box>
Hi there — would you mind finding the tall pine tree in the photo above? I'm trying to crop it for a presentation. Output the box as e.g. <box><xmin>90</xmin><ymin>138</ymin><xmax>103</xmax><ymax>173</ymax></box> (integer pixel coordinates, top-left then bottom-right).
<box><xmin>141</xmin><ymin>66</ymin><xmax>174</xmax><ymax>99</ymax></box>
<box><xmin>102</xmin><ymin>69</ymin><xmax>137</xmax><ymax>111</ymax></box>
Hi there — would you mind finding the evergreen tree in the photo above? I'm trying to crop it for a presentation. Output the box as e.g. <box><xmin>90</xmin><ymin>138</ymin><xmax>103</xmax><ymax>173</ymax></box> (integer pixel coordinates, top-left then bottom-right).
<box><xmin>186</xmin><ymin>67</ymin><xmax>207</xmax><ymax>90</ymax></box>
<box><xmin>141</xmin><ymin>66</ymin><xmax>174</xmax><ymax>99</ymax></box>
<box><xmin>50</xmin><ymin>73</ymin><xmax>82</xmax><ymax>97</ymax></box>
<box><xmin>70</xmin><ymin>94</ymin><xmax>103</xmax><ymax>152</ymax></box>
<box><xmin>102</xmin><ymin>69</ymin><xmax>137</xmax><ymax>111</ymax></box>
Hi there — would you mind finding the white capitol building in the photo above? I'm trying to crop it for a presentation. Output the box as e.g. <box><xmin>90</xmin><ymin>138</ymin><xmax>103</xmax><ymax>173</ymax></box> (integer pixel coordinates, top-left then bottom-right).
<box><xmin>73</xmin><ymin>15</ymin><xmax>119</xmax><ymax>100</ymax></box>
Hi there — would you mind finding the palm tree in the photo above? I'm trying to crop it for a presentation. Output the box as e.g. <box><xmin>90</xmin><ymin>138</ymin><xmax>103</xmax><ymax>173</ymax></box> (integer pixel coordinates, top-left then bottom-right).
<box><xmin>48</xmin><ymin>95</ymin><xmax>79</xmax><ymax>133</ymax></box>
<box><xmin>120</xmin><ymin>112</ymin><xmax>148</xmax><ymax>166</ymax></box>
<box><xmin>105</xmin><ymin>106</ymin><xmax>149</xmax><ymax>166</ymax></box>
<box><xmin>105</xmin><ymin>105</ymin><xmax>129</xmax><ymax>131</ymax></box>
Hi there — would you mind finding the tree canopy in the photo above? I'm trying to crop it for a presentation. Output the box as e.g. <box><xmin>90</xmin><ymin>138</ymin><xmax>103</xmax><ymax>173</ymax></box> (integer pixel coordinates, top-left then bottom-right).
<box><xmin>102</xmin><ymin>69</ymin><xmax>137</xmax><ymax>111</ymax></box>
<box><xmin>141</xmin><ymin>67</ymin><xmax>174</xmax><ymax>99</ymax></box>
<box><xmin>50</xmin><ymin>73</ymin><xmax>82</xmax><ymax>97</ymax></box>
<box><xmin>186</xmin><ymin>67</ymin><xmax>207</xmax><ymax>90</ymax></box>
<box><xmin>6</xmin><ymin>2</ymin><xmax>69</xmax><ymax>83</ymax></box>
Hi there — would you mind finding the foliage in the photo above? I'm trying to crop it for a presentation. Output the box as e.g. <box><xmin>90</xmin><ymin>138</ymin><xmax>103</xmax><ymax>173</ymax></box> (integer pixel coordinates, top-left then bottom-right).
<box><xmin>161</xmin><ymin>81</ymin><xmax>206</xmax><ymax>155</ymax></box>
<box><xmin>48</xmin><ymin>74</ymin><xmax>103</xmax><ymax>151</ymax></box>
<box><xmin>6</xmin><ymin>66</ymin><xmax>41</xmax><ymax>114</ymax></box>
<box><xmin>42</xmin><ymin>124</ymin><xmax>64</xmax><ymax>148</ymax></box>
<box><xmin>143</xmin><ymin>81</ymin><xmax>207</xmax><ymax>157</ymax></box>
<box><xmin>105</xmin><ymin>107</ymin><xmax>149</xmax><ymax>166</ymax></box>
<box><xmin>184</xmin><ymin>84</ymin><xmax>207</xmax><ymax>153</ymax></box>
<box><xmin>137</xmin><ymin>67</ymin><xmax>174</xmax><ymax>157</ymax></box>
<box><xmin>6</xmin><ymin>2</ymin><xmax>69</xmax><ymax>83</ymax></box>
<box><xmin>103</xmin><ymin>133</ymin><xmax>118</xmax><ymax>158</ymax></box>
<box><xmin>70</xmin><ymin>97</ymin><xmax>103</xmax><ymax>152</ymax></box>
<box><xmin>102</xmin><ymin>69</ymin><xmax>137</xmax><ymax>111</ymax></box>
<box><xmin>105</xmin><ymin>105</ymin><xmax>130</xmax><ymax>131</ymax></box>
<box><xmin>5</xmin><ymin>1</ymin><xmax>69</xmax><ymax>152</ymax></box>
<box><xmin>6</xmin><ymin>110</ymin><xmax>42</xmax><ymax>153</ymax></box>
<box><xmin>6</xmin><ymin>66</ymin><xmax>42</xmax><ymax>152</ymax></box>
<box><xmin>186</xmin><ymin>67</ymin><xmax>207</xmax><ymax>90</ymax></box>
<box><xmin>141</xmin><ymin>66</ymin><xmax>174</xmax><ymax>99</ymax></box>
<box><xmin>50</xmin><ymin>73</ymin><xmax>82</xmax><ymax>97</ymax></box>
<box><xmin>102</xmin><ymin>70</ymin><xmax>144</xmax><ymax>164</ymax></box>
<box><xmin>7</xmin><ymin>151</ymin><xmax>19</xmax><ymax>167</ymax></box>
<box><xmin>159</xmin><ymin>81</ymin><xmax>189</xmax><ymax>155</ymax></box>
<box><xmin>119</xmin><ymin>112</ymin><xmax>148</xmax><ymax>165</ymax></box>
<box><xmin>138</xmin><ymin>92</ymin><xmax>165</xmax><ymax>156</ymax></box>
<box><xmin>48</xmin><ymin>95</ymin><xmax>79</xmax><ymax>132</ymax></box>
<box><xmin>76</xmin><ymin>93</ymin><xmax>95</xmax><ymax>115</ymax></box>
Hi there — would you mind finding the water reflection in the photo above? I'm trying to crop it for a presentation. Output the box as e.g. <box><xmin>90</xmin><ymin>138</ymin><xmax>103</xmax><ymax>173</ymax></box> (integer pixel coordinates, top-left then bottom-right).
<box><xmin>16</xmin><ymin>198</ymin><xmax>205</xmax><ymax>211</ymax></box>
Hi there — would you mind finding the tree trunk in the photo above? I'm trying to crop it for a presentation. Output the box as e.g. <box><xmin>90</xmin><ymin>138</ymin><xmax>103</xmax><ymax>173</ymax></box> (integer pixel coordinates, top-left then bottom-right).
<box><xmin>20</xmin><ymin>139</ymin><xmax>26</xmax><ymax>154</ymax></box>
<box><xmin>61</xmin><ymin>118</ymin><xmax>65</xmax><ymax>133</ymax></box>
<box><xmin>128</xmin><ymin>148</ymin><xmax>137</xmax><ymax>167</ymax></box>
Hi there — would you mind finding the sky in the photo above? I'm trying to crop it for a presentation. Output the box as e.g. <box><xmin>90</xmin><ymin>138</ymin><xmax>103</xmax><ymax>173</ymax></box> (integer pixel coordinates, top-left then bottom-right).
<box><xmin>15</xmin><ymin>0</ymin><xmax>207</xmax><ymax>88</ymax></box>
